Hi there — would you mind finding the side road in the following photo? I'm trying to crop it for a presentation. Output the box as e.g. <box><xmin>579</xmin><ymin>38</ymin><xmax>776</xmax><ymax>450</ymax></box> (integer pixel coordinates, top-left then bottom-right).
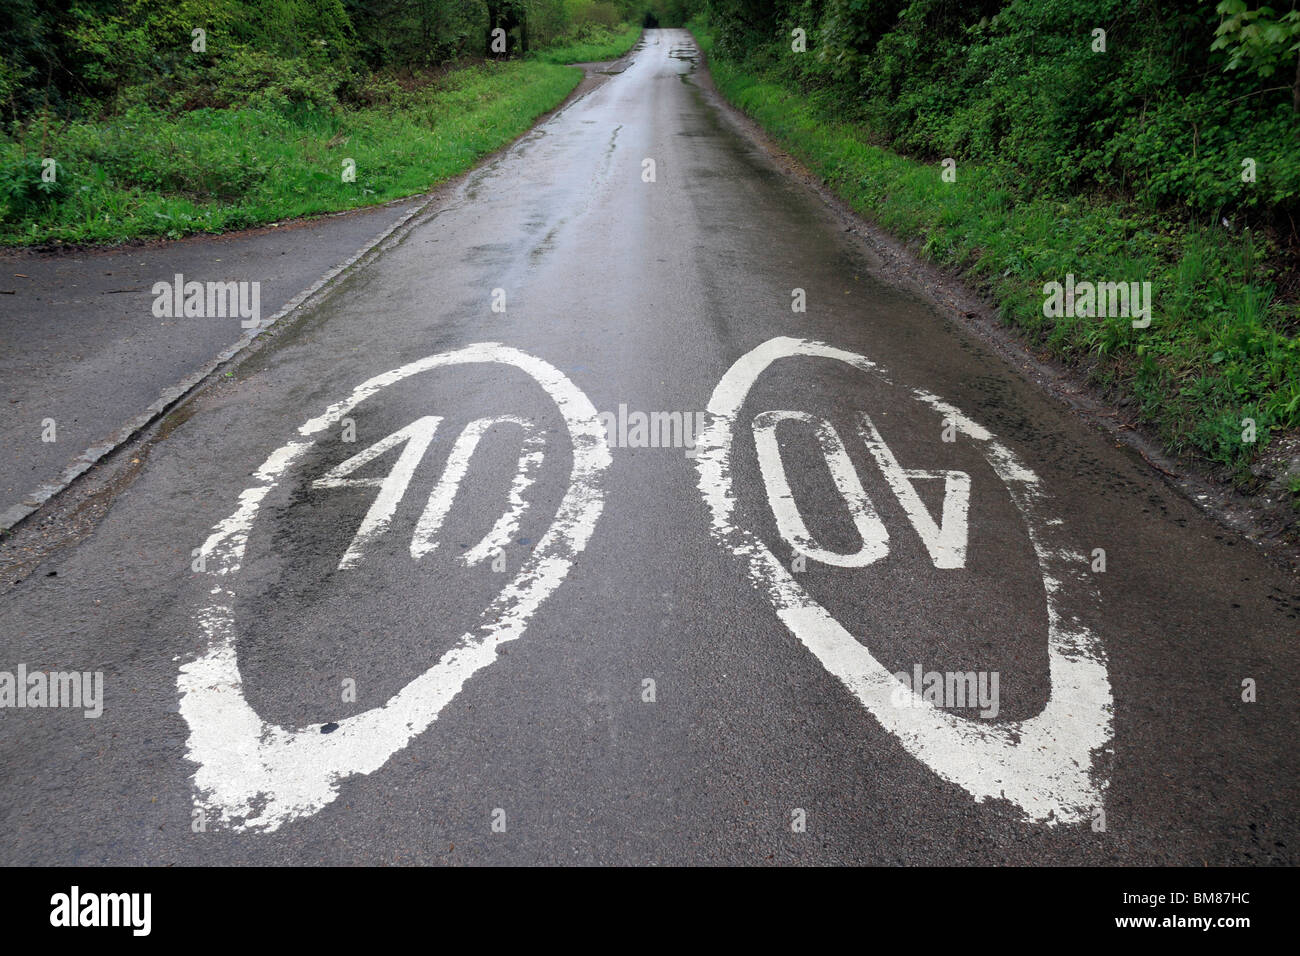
<box><xmin>0</xmin><ymin>197</ymin><xmax>422</xmax><ymax>528</ymax></box>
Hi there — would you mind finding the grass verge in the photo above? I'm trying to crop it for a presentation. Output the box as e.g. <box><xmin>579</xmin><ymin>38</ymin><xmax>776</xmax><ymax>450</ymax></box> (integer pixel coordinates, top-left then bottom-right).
<box><xmin>0</xmin><ymin>60</ymin><xmax>581</xmax><ymax>247</ymax></box>
<box><xmin>689</xmin><ymin>22</ymin><xmax>1300</xmax><ymax>508</ymax></box>
<box><xmin>529</xmin><ymin>25</ymin><xmax>643</xmax><ymax>65</ymax></box>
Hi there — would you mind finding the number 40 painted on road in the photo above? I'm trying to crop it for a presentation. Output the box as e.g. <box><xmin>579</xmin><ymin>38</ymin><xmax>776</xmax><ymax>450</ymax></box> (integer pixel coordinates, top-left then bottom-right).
<box><xmin>753</xmin><ymin>410</ymin><xmax>970</xmax><ymax>570</ymax></box>
<box><xmin>319</xmin><ymin>407</ymin><xmax>968</xmax><ymax>574</ymax></box>
<box><xmin>313</xmin><ymin>414</ymin><xmax>543</xmax><ymax>571</ymax></box>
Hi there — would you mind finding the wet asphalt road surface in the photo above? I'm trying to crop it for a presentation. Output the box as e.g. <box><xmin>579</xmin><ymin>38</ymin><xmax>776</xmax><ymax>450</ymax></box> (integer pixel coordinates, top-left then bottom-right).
<box><xmin>0</xmin><ymin>197</ymin><xmax>422</xmax><ymax>524</ymax></box>
<box><xmin>0</xmin><ymin>29</ymin><xmax>1297</xmax><ymax>865</ymax></box>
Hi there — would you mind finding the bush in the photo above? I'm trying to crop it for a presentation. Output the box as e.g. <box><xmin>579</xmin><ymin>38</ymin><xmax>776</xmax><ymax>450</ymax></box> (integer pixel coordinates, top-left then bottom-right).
<box><xmin>714</xmin><ymin>0</ymin><xmax>1300</xmax><ymax>233</ymax></box>
<box><xmin>565</xmin><ymin>0</ymin><xmax>625</xmax><ymax>33</ymax></box>
<box><xmin>208</xmin><ymin>47</ymin><xmax>346</xmax><ymax>113</ymax></box>
<box><xmin>0</xmin><ymin>152</ymin><xmax>70</xmax><ymax>217</ymax></box>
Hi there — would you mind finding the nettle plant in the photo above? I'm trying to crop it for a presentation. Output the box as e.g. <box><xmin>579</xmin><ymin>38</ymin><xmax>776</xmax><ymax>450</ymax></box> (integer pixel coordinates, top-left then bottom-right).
<box><xmin>0</xmin><ymin>154</ymin><xmax>69</xmax><ymax>216</ymax></box>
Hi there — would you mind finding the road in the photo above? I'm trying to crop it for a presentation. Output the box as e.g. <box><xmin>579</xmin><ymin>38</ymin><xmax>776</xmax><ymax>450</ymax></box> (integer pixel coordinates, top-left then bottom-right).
<box><xmin>0</xmin><ymin>195</ymin><xmax>424</xmax><ymax>528</ymax></box>
<box><xmin>1</xmin><ymin>29</ymin><xmax>1296</xmax><ymax>865</ymax></box>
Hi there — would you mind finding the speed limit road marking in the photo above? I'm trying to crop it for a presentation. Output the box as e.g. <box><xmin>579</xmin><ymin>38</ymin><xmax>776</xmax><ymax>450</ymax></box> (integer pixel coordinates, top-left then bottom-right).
<box><xmin>693</xmin><ymin>336</ymin><xmax>1113</xmax><ymax>825</ymax></box>
<box><xmin>177</xmin><ymin>336</ymin><xmax>1112</xmax><ymax>833</ymax></box>
<box><xmin>178</xmin><ymin>344</ymin><xmax>610</xmax><ymax>834</ymax></box>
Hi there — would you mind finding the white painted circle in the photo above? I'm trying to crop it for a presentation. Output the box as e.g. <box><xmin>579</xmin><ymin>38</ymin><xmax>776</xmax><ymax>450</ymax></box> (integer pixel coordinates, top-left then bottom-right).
<box><xmin>693</xmin><ymin>336</ymin><xmax>1113</xmax><ymax>825</ymax></box>
<box><xmin>178</xmin><ymin>344</ymin><xmax>610</xmax><ymax>833</ymax></box>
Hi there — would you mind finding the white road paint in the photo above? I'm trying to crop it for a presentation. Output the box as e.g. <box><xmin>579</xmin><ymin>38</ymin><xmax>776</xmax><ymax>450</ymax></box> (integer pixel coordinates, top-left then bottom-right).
<box><xmin>858</xmin><ymin>412</ymin><xmax>970</xmax><ymax>569</ymax></box>
<box><xmin>694</xmin><ymin>336</ymin><xmax>1113</xmax><ymax>825</ymax></box>
<box><xmin>312</xmin><ymin>415</ymin><xmax>441</xmax><ymax>570</ymax></box>
<box><xmin>408</xmin><ymin>415</ymin><xmax>544</xmax><ymax>565</ymax></box>
<box><xmin>178</xmin><ymin>344</ymin><xmax>610</xmax><ymax>833</ymax></box>
<box><xmin>752</xmin><ymin>410</ymin><xmax>889</xmax><ymax>567</ymax></box>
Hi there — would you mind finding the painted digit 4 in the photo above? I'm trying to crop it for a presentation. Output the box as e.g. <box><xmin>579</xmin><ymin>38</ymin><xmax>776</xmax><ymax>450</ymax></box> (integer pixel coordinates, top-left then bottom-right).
<box><xmin>312</xmin><ymin>416</ymin><xmax>440</xmax><ymax>569</ymax></box>
<box><xmin>857</xmin><ymin>412</ymin><xmax>969</xmax><ymax>569</ymax></box>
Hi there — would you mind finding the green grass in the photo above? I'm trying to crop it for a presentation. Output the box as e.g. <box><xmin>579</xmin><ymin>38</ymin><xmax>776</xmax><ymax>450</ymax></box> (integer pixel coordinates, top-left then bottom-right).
<box><xmin>0</xmin><ymin>60</ymin><xmax>581</xmax><ymax>246</ymax></box>
<box><xmin>689</xmin><ymin>22</ymin><xmax>1300</xmax><ymax>498</ymax></box>
<box><xmin>530</xmin><ymin>25</ymin><xmax>642</xmax><ymax>64</ymax></box>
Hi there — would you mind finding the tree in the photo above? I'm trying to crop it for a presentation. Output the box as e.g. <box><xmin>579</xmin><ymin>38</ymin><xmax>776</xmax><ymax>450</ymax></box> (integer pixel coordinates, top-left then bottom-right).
<box><xmin>486</xmin><ymin>0</ymin><xmax>527</xmax><ymax>55</ymax></box>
